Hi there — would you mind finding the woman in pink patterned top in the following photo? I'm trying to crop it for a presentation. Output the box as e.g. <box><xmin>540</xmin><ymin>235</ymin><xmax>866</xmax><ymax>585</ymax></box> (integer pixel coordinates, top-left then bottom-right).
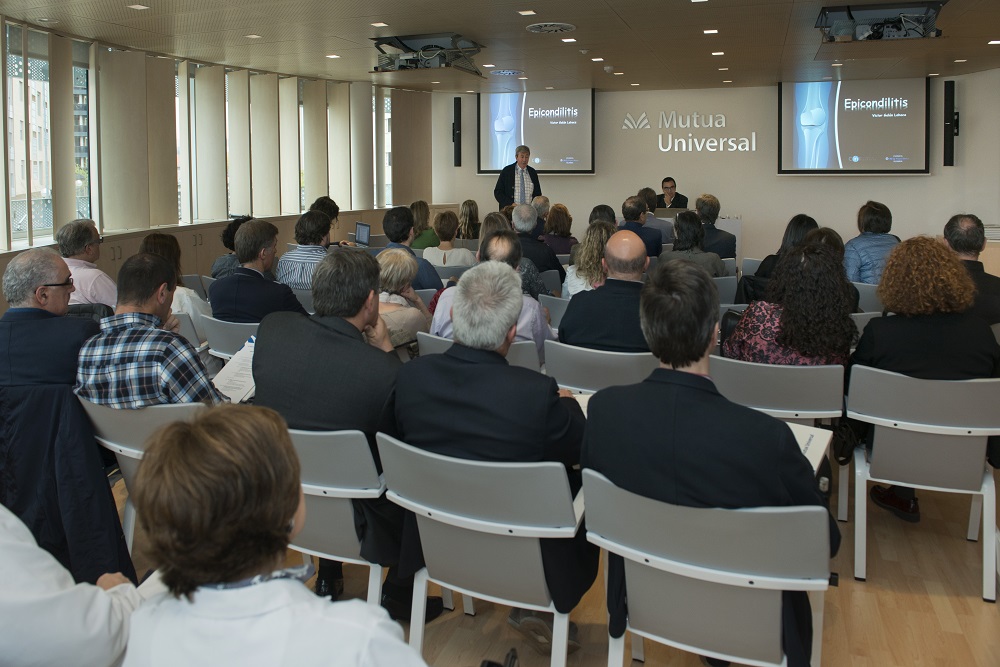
<box><xmin>723</xmin><ymin>244</ymin><xmax>857</xmax><ymax>366</ymax></box>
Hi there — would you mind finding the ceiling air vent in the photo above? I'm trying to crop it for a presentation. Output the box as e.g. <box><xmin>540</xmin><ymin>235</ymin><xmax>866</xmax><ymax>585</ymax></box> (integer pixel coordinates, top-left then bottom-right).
<box><xmin>490</xmin><ymin>69</ymin><xmax>524</xmax><ymax>76</ymax></box>
<box><xmin>526</xmin><ymin>22</ymin><xmax>576</xmax><ymax>34</ymax></box>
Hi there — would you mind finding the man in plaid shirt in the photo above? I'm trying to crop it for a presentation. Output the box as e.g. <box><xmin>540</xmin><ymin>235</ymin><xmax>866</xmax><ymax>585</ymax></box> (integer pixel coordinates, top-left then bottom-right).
<box><xmin>75</xmin><ymin>253</ymin><xmax>225</xmax><ymax>409</ymax></box>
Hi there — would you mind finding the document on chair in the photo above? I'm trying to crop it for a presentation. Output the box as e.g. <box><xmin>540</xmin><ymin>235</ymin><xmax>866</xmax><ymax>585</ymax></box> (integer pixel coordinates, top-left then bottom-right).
<box><xmin>211</xmin><ymin>340</ymin><xmax>256</xmax><ymax>403</ymax></box>
<box><xmin>786</xmin><ymin>423</ymin><xmax>832</xmax><ymax>474</ymax></box>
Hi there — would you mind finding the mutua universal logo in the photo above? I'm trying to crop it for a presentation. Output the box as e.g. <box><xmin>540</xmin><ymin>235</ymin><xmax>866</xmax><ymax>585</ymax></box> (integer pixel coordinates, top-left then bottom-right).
<box><xmin>622</xmin><ymin>110</ymin><xmax>756</xmax><ymax>153</ymax></box>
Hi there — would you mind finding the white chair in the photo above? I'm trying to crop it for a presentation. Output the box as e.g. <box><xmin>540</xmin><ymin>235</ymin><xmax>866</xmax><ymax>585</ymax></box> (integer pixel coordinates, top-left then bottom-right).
<box><xmin>583</xmin><ymin>469</ymin><xmax>831</xmax><ymax>667</ymax></box>
<box><xmin>200</xmin><ymin>275</ymin><xmax>216</xmax><ymax>295</ymax></box>
<box><xmin>370</xmin><ymin>233</ymin><xmax>389</xmax><ymax>248</ymax></box>
<box><xmin>173</xmin><ymin>312</ymin><xmax>206</xmax><ymax>352</ymax></box>
<box><xmin>416</xmin><ymin>332</ymin><xmax>539</xmax><ymax>371</ymax></box>
<box><xmin>661</xmin><ymin>243</ymin><xmax>673</xmax><ymax>254</ymax></box>
<box><xmin>742</xmin><ymin>257</ymin><xmax>763</xmax><ymax>277</ymax></box>
<box><xmin>200</xmin><ymin>316</ymin><xmax>258</xmax><ymax>360</ymax></box>
<box><xmin>544</xmin><ymin>340</ymin><xmax>658</xmax><ymax>393</ymax></box>
<box><xmin>850</xmin><ymin>311</ymin><xmax>882</xmax><ymax>338</ymax></box>
<box><xmin>414</xmin><ymin>288</ymin><xmax>438</xmax><ymax>309</ymax></box>
<box><xmin>454</xmin><ymin>238</ymin><xmax>479</xmax><ymax>251</ymax></box>
<box><xmin>852</xmin><ymin>282</ymin><xmax>883</xmax><ymax>313</ymax></box>
<box><xmin>376</xmin><ymin>433</ymin><xmax>585</xmax><ymax>667</ymax></box>
<box><xmin>539</xmin><ymin>293</ymin><xmax>570</xmax><ymax>330</ymax></box>
<box><xmin>722</xmin><ymin>257</ymin><xmax>736</xmax><ymax>277</ymax></box>
<box><xmin>287</xmin><ymin>429</ymin><xmax>387</xmax><ymax>605</ymax></box>
<box><xmin>846</xmin><ymin>366</ymin><xmax>1000</xmax><ymax>601</ymax></box>
<box><xmin>291</xmin><ymin>287</ymin><xmax>315</xmax><ymax>313</ymax></box>
<box><xmin>434</xmin><ymin>264</ymin><xmax>471</xmax><ymax>281</ymax></box>
<box><xmin>556</xmin><ymin>253</ymin><xmax>570</xmax><ymax>265</ymax></box>
<box><xmin>713</xmin><ymin>276</ymin><xmax>737</xmax><ymax>303</ymax></box>
<box><xmin>645</xmin><ymin>255</ymin><xmax>657</xmax><ymax>274</ymax></box>
<box><xmin>78</xmin><ymin>398</ymin><xmax>206</xmax><ymax>552</ymax></box>
<box><xmin>412</xmin><ymin>248</ymin><xmax>424</xmax><ymax>258</ymax></box>
<box><xmin>539</xmin><ymin>269</ymin><xmax>562</xmax><ymax>295</ymax></box>
<box><xmin>181</xmin><ymin>274</ymin><xmax>207</xmax><ymax>301</ymax></box>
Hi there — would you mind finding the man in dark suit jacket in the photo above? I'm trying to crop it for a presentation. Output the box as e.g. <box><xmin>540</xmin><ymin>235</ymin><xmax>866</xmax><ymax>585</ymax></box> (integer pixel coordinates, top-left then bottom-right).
<box><xmin>944</xmin><ymin>213</ymin><xmax>1000</xmax><ymax>324</ymax></box>
<box><xmin>512</xmin><ymin>203</ymin><xmax>566</xmax><ymax>282</ymax></box>
<box><xmin>209</xmin><ymin>219</ymin><xmax>307</xmax><ymax>323</ymax></box>
<box><xmin>619</xmin><ymin>195</ymin><xmax>663</xmax><ymax>258</ymax></box>
<box><xmin>494</xmin><ymin>144</ymin><xmax>541</xmax><ymax>209</ymax></box>
<box><xmin>252</xmin><ymin>249</ymin><xmax>442</xmax><ymax>621</ymax></box>
<box><xmin>654</xmin><ymin>176</ymin><xmax>688</xmax><ymax>209</ymax></box>
<box><xmin>0</xmin><ymin>248</ymin><xmax>99</xmax><ymax>386</ymax></box>
<box><xmin>378</xmin><ymin>206</ymin><xmax>444</xmax><ymax>292</ymax></box>
<box><xmin>558</xmin><ymin>230</ymin><xmax>649</xmax><ymax>352</ymax></box>
<box><xmin>581</xmin><ymin>259</ymin><xmax>839</xmax><ymax>667</ymax></box>
<box><xmin>384</xmin><ymin>260</ymin><xmax>598</xmax><ymax>645</ymax></box>
<box><xmin>697</xmin><ymin>193</ymin><xmax>736</xmax><ymax>259</ymax></box>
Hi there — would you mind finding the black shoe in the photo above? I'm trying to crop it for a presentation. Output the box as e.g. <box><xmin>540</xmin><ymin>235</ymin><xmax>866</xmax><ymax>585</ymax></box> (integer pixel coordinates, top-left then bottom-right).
<box><xmin>870</xmin><ymin>485</ymin><xmax>920</xmax><ymax>523</ymax></box>
<box><xmin>380</xmin><ymin>593</ymin><xmax>444</xmax><ymax>623</ymax></box>
<box><xmin>506</xmin><ymin>608</ymin><xmax>581</xmax><ymax>655</ymax></box>
<box><xmin>314</xmin><ymin>576</ymin><xmax>344</xmax><ymax>600</ymax></box>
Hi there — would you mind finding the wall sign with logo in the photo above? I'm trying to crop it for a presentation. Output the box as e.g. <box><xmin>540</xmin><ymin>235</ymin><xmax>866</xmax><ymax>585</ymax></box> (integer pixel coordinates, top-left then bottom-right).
<box><xmin>622</xmin><ymin>111</ymin><xmax>757</xmax><ymax>153</ymax></box>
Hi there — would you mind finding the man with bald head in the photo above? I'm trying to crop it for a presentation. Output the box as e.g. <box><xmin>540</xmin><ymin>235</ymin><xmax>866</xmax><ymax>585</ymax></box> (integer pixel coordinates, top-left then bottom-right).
<box><xmin>557</xmin><ymin>230</ymin><xmax>650</xmax><ymax>352</ymax></box>
<box><xmin>0</xmin><ymin>248</ymin><xmax>100</xmax><ymax>385</ymax></box>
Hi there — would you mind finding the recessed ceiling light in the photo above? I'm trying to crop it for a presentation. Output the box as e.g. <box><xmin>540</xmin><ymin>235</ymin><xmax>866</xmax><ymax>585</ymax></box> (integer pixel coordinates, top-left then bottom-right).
<box><xmin>990</xmin><ymin>40</ymin><xmax>1000</xmax><ymax>45</ymax></box>
<box><xmin>430</xmin><ymin>81</ymin><xmax>440</xmax><ymax>84</ymax></box>
<box><xmin>723</xmin><ymin>80</ymin><xmax>732</xmax><ymax>83</ymax></box>
<box><xmin>832</xmin><ymin>63</ymin><xmax>843</xmax><ymax>67</ymax></box>
<box><xmin>718</xmin><ymin>67</ymin><xmax>728</xmax><ymax>71</ymax></box>
<box><xmin>545</xmin><ymin>86</ymin><xmax>554</xmax><ymax>90</ymax></box>
<box><xmin>614</xmin><ymin>72</ymin><xmax>624</xmax><ymax>76</ymax></box>
<box><xmin>482</xmin><ymin>64</ymin><xmax>495</xmax><ymax>68</ymax></box>
<box><xmin>712</xmin><ymin>51</ymin><xmax>724</xmax><ymax>56</ymax></box>
<box><xmin>631</xmin><ymin>83</ymin><xmax>640</xmax><ymax>86</ymax></box>
<box><xmin>371</xmin><ymin>22</ymin><xmax>388</xmax><ymax>27</ymax></box>
<box><xmin>325</xmin><ymin>54</ymin><xmax>340</xmax><ymax>59</ymax></box>
<box><xmin>692</xmin><ymin>0</ymin><xmax>708</xmax><ymax>3</ymax></box>
<box><xmin>37</xmin><ymin>17</ymin><xmax>60</xmax><ymax>24</ymax></box>
<box><xmin>518</xmin><ymin>76</ymin><xmax>528</xmax><ymax>80</ymax></box>
<box><xmin>704</xmin><ymin>29</ymin><xmax>718</xmax><ymax>34</ymax></box>
<box><xmin>954</xmin><ymin>59</ymin><xmax>967</xmax><ymax>63</ymax></box>
<box><xmin>467</xmin><ymin>90</ymin><xmax>476</xmax><ymax>93</ymax></box>
<box><xmin>591</xmin><ymin>57</ymin><xmax>604</xmax><ymax>62</ymax></box>
<box><xmin>518</xmin><ymin>10</ymin><xmax>536</xmax><ymax>16</ymax></box>
<box><xmin>245</xmin><ymin>34</ymin><xmax>262</xmax><ymax>39</ymax></box>
<box><xmin>928</xmin><ymin>72</ymin><xmax>939</xmax><ymax>76</ymax></box>
<box><xmin>126</xmin><ymin>4</ymin><xmax>149</xmax><ymax>9</ymax></box>
<box><xmin>561</xmin><ymin>38</ymin><xmax>576</xmax><ymax>42</ymax></box>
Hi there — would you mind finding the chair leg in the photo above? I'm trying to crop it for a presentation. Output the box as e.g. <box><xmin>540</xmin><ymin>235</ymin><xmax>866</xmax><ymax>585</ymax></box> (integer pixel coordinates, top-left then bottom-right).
<box><xmin>853</xmin><ymin>448</ymin><xmax>867</xmax><ymax>581</ymax></box>
<box><xmin>408</xmin><ymin>568</ymin><xmax>430</xmax><ymax>653</ymax></box>
<box><xmin>462</xmin><ymin>594</ymin><xmax>476</xmax><ymax>616</ymax></box>
<box><xmin>809</xmin><ymin>590</ymin><xmax>825</xmax><ymax>667</ymax></box>
<box><xmin>837</xmin><ymin>462</ymin><xmax>850</xmax><ymax>522</ymax></box>
<box><xmin>441</xmin><ymin>588</ymin><xmax>454</xmax><ymax>610</ymax></box>
<box><xmin>366</xmin><ymin>564</ymin><xmax>384</xmax><ymax>605</ymax></box>
<box><xmin>550</xmin><ymin>612</ymin><xmax>570</xmax><ymax>667</ymax></box>
<box><xmin>982</xmin><ymin>475</ymin><xmax>996</xmax><ymax>602</ymax></box>
<box><xmin>123</xmin><ymin>499</ymin><xmax>136</xmax><ymax>554</ymax></box>
<box><xmin>607</xmin><ymin>632</ymin><xmax>625</xmax><ymax>667</ymax></box>
<box><xmin>968</xmin><ymin>494</ymin><xmax>983</xmax><ymax>541</ymax></box>
<box><xmin>631</xmin><ymin>632</ymin><xmax>645</xmax><ymax>662</ymax></box>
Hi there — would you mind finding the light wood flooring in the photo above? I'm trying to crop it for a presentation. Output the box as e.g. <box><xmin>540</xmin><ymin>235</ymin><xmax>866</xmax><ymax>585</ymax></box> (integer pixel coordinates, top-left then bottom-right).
<box><xmin>115</xmin><ymin>465</ymin><xmax>1000</xmax><ymax>666</ymax></box>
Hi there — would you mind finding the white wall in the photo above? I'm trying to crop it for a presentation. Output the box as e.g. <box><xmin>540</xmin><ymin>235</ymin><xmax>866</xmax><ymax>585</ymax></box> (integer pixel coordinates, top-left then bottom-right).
<box><xmin>432</xmin><ymin>70</ymin><xmax>1000</xmax><ymax>260</ymax></box>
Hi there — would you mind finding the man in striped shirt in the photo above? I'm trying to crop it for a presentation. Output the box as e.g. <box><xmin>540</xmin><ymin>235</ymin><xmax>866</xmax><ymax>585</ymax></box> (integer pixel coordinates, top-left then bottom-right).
<box><xmin>275</xmin><ymin>210</ymin><xmax>333</xmax><ymax>290</ymax></box>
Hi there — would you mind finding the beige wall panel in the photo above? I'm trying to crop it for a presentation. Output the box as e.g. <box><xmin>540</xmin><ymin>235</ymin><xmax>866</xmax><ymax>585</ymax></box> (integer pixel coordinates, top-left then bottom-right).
<box><xmin>278</xmin><ymin>76</ymin><xmax>300</xmax><ymax>215</ymax></box>
<box><xmin>250</xmin><ymin>73</ymin><xmax>280</xmax><ymax>217</ymax></box>
<box><xmin>146</xmin><ymin>56</ymin><xmax>178</xmax><ymax>227</ymax></box>
<box><xmin>302</xmin><ymin>79</ymin><xmax>328</xmax><ymax>208</ymax></box>
<box><xmin>390</xmin><ymin>89</ymin><xmax>432</xmax><ymax>207</ymax></box>
<box><xmin>194</xmin><ymin>65</ymin><xmax>227</xmax><ymax>221</ymax></box>
<box><xmin>227</xmin><ymin>70</ymin><xmax>251</xmax><ymax>217</ymax></box>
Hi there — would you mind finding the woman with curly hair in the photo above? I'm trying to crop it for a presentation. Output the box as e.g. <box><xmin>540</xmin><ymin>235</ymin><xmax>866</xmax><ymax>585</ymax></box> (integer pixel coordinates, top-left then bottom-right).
<box><xmin>850</xmin><ymin>236</ymin><xmax>1000</xmax><ymax>522</ymax></box>
<box><xmin>457</xmin><ymin>199</ymin><xmax>480</xmax><ymax>240</ymax></box>
<box><xmin>540</xmin><ymin>203</ymin><xmax>579</xmax><ymax>255</ymax></box>
<box><xmin>562</xmin><ymin>220</ymin><xmax>616</xmax><ymax>297</ymax></box>
<box><xmin>723</xmin><ymin>243</ymin><xmax>857</xmax><ymax>365</ymax></box>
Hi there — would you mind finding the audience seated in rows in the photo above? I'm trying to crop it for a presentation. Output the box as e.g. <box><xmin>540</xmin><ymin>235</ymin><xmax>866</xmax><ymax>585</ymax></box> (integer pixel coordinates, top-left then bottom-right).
<box><xmin>380</xmin><ymin>207</ymin><xmax>444</xmax><ymax>291</ymax></box>
<box><xmin>697</xmin><ymin>194</ymin><xmax>736</xmax><ymax>260</ymax></box>
<box><xmin>539</xmin><ymin>204</ymin><xmax>578</xmax><ymax>255</ymax></box>
<box><xmin>252</xmin><ymin>250</ymin><xmax>443</xmax><ymax>620</ymax></box>
<box><xmin>558</xmin><ymin>230</ymin><xmax>650</xmax><ymax>353</ymax></box>
<box><xmin>637</xmin><ymin>186</ymin><xmax>674</xmax><ymax>244</ymax></box>
<box><xmin>385</xmin><ymin>260</ymin><xmax>598</xmax><ymax>654</ymax></box>
<box><xmin>849</xmin><ymin>236</ymin><xmax>1000</xmax><ymax>523</ymax></box>
<box><xmin>619</xmin><ymin>195</ymin><xmax>662</xmax><ymax>258</ymax></box>
<box><xmin>754</xmin><ymin>214</ymin><xmax>818</xmax><ymax>280</ymax></box>
<box><xmin>944</xmin><ymin>213</ymin><xmax>1000</xmax><ymax>324</ymax></box>
<box><xmin>275</xmin><ymin>209</ymin><xmax>333</xmax><ymax>290</ymax></box>
<box><xmin>124</xmin><ymin>404</ymin><xmax>427</xmax><ymax>667</ymax></box>
<box><xmin>377</xmin><ymin>249</ymin><xmax>433</xmax><ymax>348</ymax></box>
<box><xmin>479</xmin><ymin>211</ymin><xmax>549</xmax><ymax>298</ymax></box>
<box><xmin>56</xmin><ymin>218</ymin><xmax>117</xmax><ymax>309</ymax></box>
<box><xmin>409</xmin><ymin>200</ymin><xmax>439</xmax><ymax>250</ymax></box>
<box><xmin>421</xmin><ymin>211</ymin><xmax>476</xmax><ymax>267</ymax></box>
<box><xmin>432</xmin><ymin>230</ymin><xmax>555</xmax><ymax>363</ymax></box>
<box><xmin>724</xmin><ymin>244</ymin><xmax>857</xmax><ymax>366</ymax></box>
<box><xmin>457</xmin><ymin>199</ymin><xmax>480</xmax><ymax>240</ymax></box>
<box><xmin>76</xmin><ymin>253</ymin><xmax>225</xmax><ymax>409</ymax></box>
<box><xmin>844</xmin><ymin>200</ymin><xmax>898</xmax><ymax>285</ymax></box>
<box><xmin>211</xmin><ymin>216</ymin><xmax>275</xmax><ymax>281</ymax></box>
<box><xmin>562</xmin><ymin>220</ymin><xmax>616</xmax><ymax>297</ymax></box>
<box><xmin>581</xmin><ymin>258</ymin><xmax>840</xmax><ymax>667</ymax></box>
<box><xmin>660</xmin><ymin>211</ymin><xmax>726</xmax><ymax>277</ymax></box>
<box><xmin>209</xmin><ymin>219</ymin><xmax>307</xmax><ymax>323</ymax></box>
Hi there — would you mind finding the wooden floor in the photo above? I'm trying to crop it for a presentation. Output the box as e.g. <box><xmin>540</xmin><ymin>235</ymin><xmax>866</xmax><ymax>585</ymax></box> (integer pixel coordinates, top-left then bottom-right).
<box><xmin>116</xmin><ymin>465</ymin><xmax>1000</xmax><ymax>666</ymax></box>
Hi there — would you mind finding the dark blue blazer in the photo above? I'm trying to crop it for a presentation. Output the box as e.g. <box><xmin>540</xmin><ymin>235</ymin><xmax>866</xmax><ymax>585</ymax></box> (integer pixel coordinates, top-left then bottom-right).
<box><xmin>558</xmin><ymin>279</ymin><xmax>649</xmax><ymax>353</ymax></box>
<box><xmin>621</xmin><ymin>220</ymin><xmax>663</xmax><ymax>257</ymax></box>
<box><xmin>209</xmin><ymin>267</ymin><xmax>307</xmax><ymax>323</ymax></box>
<box><xmin>703</xmin><ymin>222</ymin><xmax>737</xmax><ymax>259</ymax></box>
<box><xmin>0</xmin><ymin>309</ymin><xmax>99</xmax><ymax>386</ymax></box>
<box><xmin>494</xmin><ymin>163</ymin><xmax>542</xmax><ymax>209</ymax></box>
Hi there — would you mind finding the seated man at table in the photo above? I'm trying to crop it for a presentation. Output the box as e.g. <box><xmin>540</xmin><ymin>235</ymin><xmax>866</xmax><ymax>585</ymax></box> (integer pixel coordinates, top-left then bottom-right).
<box><xmin>581</xmin><ymin>259</ymin><xmax>839</xmax><ymax>667</ymax></box>
<box><xmin>386</xmin><ymin>259</ymin><xmax>597</xmax><ymax>654</ymax></box>
<box><xmin>698</xmin><ymin>193</ymin><xmax>736</xmax><ymax>259</ymax></box>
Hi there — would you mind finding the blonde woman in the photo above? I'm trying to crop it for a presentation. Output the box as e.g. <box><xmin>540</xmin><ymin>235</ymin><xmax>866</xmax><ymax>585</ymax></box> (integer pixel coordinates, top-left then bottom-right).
<box><xmin>422</xmin><ymin>211</ymin><xmax>476</xmax><ymax>267</ymax></box>
<box><xmin>563</xmin><ymin>220</ymin><xmax>616</xmax><ymax>297</ymax></box>
<box><xmin>457</xmin><ymin>199</ymin><xmax>481</xmax><ymax>240</ymax></box>
<box><xmin>409</xmin><ymin>200</ymin><xmax>439</xmax><ymax>250</ymax></box>
<box><xmin>377</xmin><ymin>248</ymin><xmax>432</xmax><ymax>347</ymax></box>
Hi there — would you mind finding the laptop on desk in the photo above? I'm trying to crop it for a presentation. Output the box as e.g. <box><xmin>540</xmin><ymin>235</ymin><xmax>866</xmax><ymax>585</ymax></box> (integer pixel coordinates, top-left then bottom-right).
<box><xmin>355</xmin><ymin>222</ymin><xmax>371</xmax><ymax>248</ymax></box>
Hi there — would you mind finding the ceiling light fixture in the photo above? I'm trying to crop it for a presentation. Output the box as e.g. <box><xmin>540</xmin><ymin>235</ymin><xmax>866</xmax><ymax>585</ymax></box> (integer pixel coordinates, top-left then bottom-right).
<box><xmin>561</xmin><ymin>38</ymin><xmax>576</xmax><ymax>42</ymax></box>
<box><xmin>371</xmin><ymin>22</ymin><xmax>388</xmax><ymax>27</ymax></box>
<box><xmin>692</xmin><ymin>0</ymin><xmax>708</xmax><ymax>3</ymax></box>
<box><xmin>37</xmin><ymin>17</ymin><xmax>60</xmax><ymax>24</ymax></box>
<box><xmin>545</xmin><ymin>86</ymin><xmax>554</xmax><ymax>89</ymax></box>
<box><xmin>631</xmin><ymin>83</ymin><xmax>640</xmax><ymax>86</ymax></box>
<box><xmin>928</xmin><ymin>72</ymin><xmax>939</xmax><ymax>76</ymax></box>
<box><xmin>430</xmin><ymin>81</ymin><xmax>440</xmax><ymax>84</ymax></box>
<box><xmin>245</xmin><ymin>34</ymin><xmax>262</xmax><ymax>39</ymax></box>
<box><xmin>712</xmin><ymin>51</ymin><xmax>724</xmax><ymax>56</ymax></box>
<box><xmin>723</xmin><ymin>80</ymin><xmax>732</xmax><ymax>83</ymax></box>
<box><xmin>591</xmin><ymin>57</ymin><xmax>604</xmax><ymax>62</ymax></box>
<box><xmin>704</xmin><ymin>29</ymin><xmax>718</xmax><ymax>34</ymax></box>
<box><xmin>832</xmin><ymin>62</ymin><xmax>843</xmax><ymax>67</ymax></box>
<box><xmin>990</xmin><ymin>40</ymin><xmax>1000</xmax><ymax>45</ymax></box>
<box><xmin>718</xmin><ymin>67</ymin><xmax>728</xmax><ymax>71</ymax></box>
<box><xmin>614</xmin><ymin>72</ymin><xmax>624</xmax><ymax>75</ymax></box>
<box><xmin>954</xmin><ymin>59</ymin><xmax>967</xmax><ymax>62</ymax></box>
<box><xmin>518</xmin><ymin>10</ymin><xmax>536</xmax><ymax>16</ymax></box>
<box><xmin>126</xmin><ymin>4</ymin><xmax>150</xmax><ymax>9</ymax></box>
<box><xmin>483</xmin><ymin>64</ymin><xmax>495</xmax><ymax>68</ymax></box>
<box><xmin>326</xmin><ymin>54</ymin><xmax>340</xmax><ymax>59</ymax></box>
<box><xmin>518</xmin><ymin>76</ymin><xmax>528</xmax><ymax>80</ymax></box>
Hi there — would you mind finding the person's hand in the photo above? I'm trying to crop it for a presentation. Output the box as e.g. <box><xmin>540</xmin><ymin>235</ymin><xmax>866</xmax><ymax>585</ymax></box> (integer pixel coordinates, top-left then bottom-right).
<box><xmin>557</xmin><ymin>389</ymin><xmax>576</xmax><ymax>399</ymax></box>
<box><xmin>364</xmin><ymin>315</ymin><xmax>394</xmax><ymax>352</ymax></box>
<box><xmin>542</xmin><ymin>306</ymin><xmax>552</xmax><ymax>325</ymax></box>
<box><xmin>162</xmin><ymin>312</ymin><xmax>180</xmax><ymax>333</ymax></box>
<box><xmin>400</xmin><ymin>285</ymin><xmax>419</xmax><ymax>305</ymax></box>
<box><xmin>339</xmin><ymin>240</ymin><xmax>357</xmax><ymax>247</ymax></box>
<box><xmin>96</xmin><ymin>573</ymin><xmax>131</xmax><ymax>590</ymax></box>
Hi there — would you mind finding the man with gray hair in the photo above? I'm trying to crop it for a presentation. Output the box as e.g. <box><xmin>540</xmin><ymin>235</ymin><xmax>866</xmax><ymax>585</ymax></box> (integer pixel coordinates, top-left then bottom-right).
<box><xmin>494</xmin><ymin>144</ymin><xmax>542</xmax><ymax>209</ymax></box>
<box><xmin>0</xmin><ymin>248</ymin><xmax>100</xmax><ymax>385</ymax></box>
<box><xmin>386</xmin><ymin>259</ymin><xmax>597</xmax><ymax>655</ymax></box>
<box><xmin>697</xmin><ymin>193</ymin><xmax>736</xmax><ymax>259</ymax></box>
<box><xmin>531</xmin><ymin>195</ymin><xmax>550</xmax><ymax>237</ymax></box>
<box><xmin>55</xmin><ymin>218</ymin><xmax>117</xmax><ymax>308</ymax></box>
<box><xmin>512</xmin><ymin>202</ymin><xmax>565</xmax><ymax>282</ymax></box>
<box><xmin>944</xmin><ymin>213</ymin><xmax>1000</xmax><ymax>324</ymax></box>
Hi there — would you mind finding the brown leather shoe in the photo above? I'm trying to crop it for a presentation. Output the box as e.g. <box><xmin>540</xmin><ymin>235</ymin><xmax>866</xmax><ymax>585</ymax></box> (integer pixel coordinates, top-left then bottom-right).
<box><xmin>870</xmin><ymin>485</ymin><xmax>920</xmax><ymax>523</ymax></box>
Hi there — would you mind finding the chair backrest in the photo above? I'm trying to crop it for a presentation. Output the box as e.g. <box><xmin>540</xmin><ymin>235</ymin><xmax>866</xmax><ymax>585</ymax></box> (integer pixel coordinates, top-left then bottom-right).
<box><xmin>412</xmin><ymin>248</ymin><xmax>424</xmax><ymax>258</ymax></box>
<box><xmin>556</xmin><ymin>253</ymin><xmax>570</xmax><ymax>265</ymax></box>
<box><xmin>645</xmin><ymin>255</ymin><xmax>658</xmax><ymax>274</ymax></box>
<box><xmin>544</xmin><ymin>339</ymin><xmax>659</xmax><ymax>393</ymax></box>
<box><xmin>741</xmin><ymin>257</ymin><xmax>763</xmax><ymax>277</ymax></box>
<box><xmin>852</xmin><ymin>282</ymin><xmax>883</xmax><ymax>313</ymax></box>
<box><xmin>713</xmin><ymin>276</ymin><xmax>737</xmax><ymax>303</ymax></box>
<box><xmin>708</xmin><ymin>355</ymin><xmax>844</xmax><ymax>424</ymax></box>
<box><xmin>65</xmin><ymin>302</ymin><xmax>114</xmax><ymax>322</ymax></box>
<box><xmin>539</xmin><ymin>293</ymin><xmax>570</xmax><ymax>329</ymax></box>
<box><xmin>173</xmin><ymin>312</ymin><xmax>203</xmax><ymax>348</ymax></box>
<box><xmin>370</xmin><ymin>233</ymin><xmax>389</xmax><ymax>248</ymax></box>
<box><xmin>661</xmin><ymin>243</ymin><xmax>673</xmax><ymax>254</ymax></box>
<box><xmin>846</xmin><ymin>366</ymin><xmax>1000</xmax><ymax>491</ymax></box>
<box><xmin>991</xmin><ymin>322</ymin><xmax>1000</xmax><ymax>344</ymax></box>
<box><xmin>200</xmin><ymin>275</ymin><xmax>216</xmax><ymax>292</ymax></box>
<box><xmin>200</xmin><ymin>316</ymin><xmax>259</xmax><ymax>359</ymax></box>
<box><xmin>414</xmin><ymin>288</ymin><xmax>437</xmax><ymax>309</ymax></box>
<box><xmin>582</xmin><ymin>469</ymin><xmax>830</xmax><ymax>666</ymax></box>
<box><xmin>454</xmin><ymin>238</ymin><xmax>479</xmax><ymax>251</ymax></box>
<box><xmin>850</xmin><ymin>311</ymin><xmax>882</xmax><ymax>338</ymax></box>
<box><xmin>181</xmin><ymin>274</ymin><xmax>207</xmax><ymax>301</ymax></box>
<box><xmin>376</xmin><ymin>433</ymin><xmax>577</xmax><ymax>606</ymax></box>
<box><xmin>434</xmin><ymin>264</ymin><xmax>471</xmax><ymax>281</ymax></box>
<box><xmin>287</xmin><ymin>429</ymin><xmax>385</xmax><ymax>562</ymax></box>
<box><xmin>416</xmin><ymin>331</ymin><xmax>452</xmax><ymax>356</ymax></box>
<box><xmin>722</xmin><ymin>257</ymin><xmax>736</xmax><ymax>277</ymax></box>
<box><xmin>291</xmin><ymin>288</ymin><xmax>315</xmax><ymax>313</ymax></box>
<box><xmin>416</xmin><ymin>332</ymin><xmax>538</xmax><ymax>371</ymax></box>
<box><xmin>539</xmin><ymin>269</ymin><xmax>561</xmax><ymax>295</ymax></box>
